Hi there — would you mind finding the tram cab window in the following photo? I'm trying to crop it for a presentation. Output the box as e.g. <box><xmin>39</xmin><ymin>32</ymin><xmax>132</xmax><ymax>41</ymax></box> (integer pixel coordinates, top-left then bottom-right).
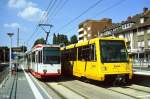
<box><xmin>43</xmin><ymin>47</ymin><xmax>60</xmax><ymax>64</ymax></box>
<box><xmin>100</xmin><ymin>40</ymin><xmax>128</xmax><ymax>62</ymax></box>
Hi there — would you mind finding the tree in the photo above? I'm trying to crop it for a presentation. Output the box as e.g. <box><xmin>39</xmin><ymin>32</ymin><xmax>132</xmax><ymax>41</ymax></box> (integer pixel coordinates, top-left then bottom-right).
<box><xmin>52</xmin><ymin>33</ymin><xmax>69</xmax><ymax>45</ymax></box>
<box><xmin>70</xmin><ymin>35</ymin><xmax>78</xmax><ymax>44</ymax></box>
<box><xmin>20</xmin><ymin>46</ymin><xmax>27</xmax><ymax>52</ymax></box>
<box><xmin>33</xmin><ymin>38</ymin><xmax>46</xmax><ymax>47</ymax></box>
<box><xmin>53</xmin><ymin>33</ymin><xmax>57</xmax><ymax>44</ymax></box>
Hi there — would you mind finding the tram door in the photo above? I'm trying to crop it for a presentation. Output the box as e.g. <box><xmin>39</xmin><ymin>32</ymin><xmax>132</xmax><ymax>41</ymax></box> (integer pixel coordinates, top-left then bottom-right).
<box><xmin>76</xmin><ymin>46</ymin><xmax>87</xmax><ymax>77</ymax></box>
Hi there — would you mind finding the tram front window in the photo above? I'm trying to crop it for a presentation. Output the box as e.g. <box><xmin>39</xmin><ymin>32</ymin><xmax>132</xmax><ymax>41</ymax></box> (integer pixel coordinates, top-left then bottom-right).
<box><xmin>100</xmin><ymin>40</ymin><xmax>128</xmax><ymax>62</ymax></box>
<box><xmin>43</xmin><ymin>47</ymin><xmax>60</xmax><ymax>64</ymax></box>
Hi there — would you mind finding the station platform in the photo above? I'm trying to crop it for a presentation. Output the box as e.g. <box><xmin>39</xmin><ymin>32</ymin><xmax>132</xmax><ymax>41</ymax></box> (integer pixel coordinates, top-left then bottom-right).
<box><xmin>133</xmin><ymin>68</ymin><xmax>150</xmax><ymax>76</ymax></box>
<box><xmin>0</xmin><ymin>64</ymin><xmax>52</xmax><ymax>99</ymax></box>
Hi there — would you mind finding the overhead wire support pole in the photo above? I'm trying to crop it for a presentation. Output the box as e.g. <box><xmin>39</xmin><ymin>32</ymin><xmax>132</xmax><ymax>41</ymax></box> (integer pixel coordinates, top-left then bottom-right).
<box><xmin>38</xmin><ymin>24</ymin><xmax>53</xmax><ymax>44</ymax></box>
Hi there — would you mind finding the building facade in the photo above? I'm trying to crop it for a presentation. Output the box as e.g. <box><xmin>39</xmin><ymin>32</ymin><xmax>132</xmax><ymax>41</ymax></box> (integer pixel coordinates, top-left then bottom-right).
<box><xmin>78</xmin><ymin>18</ymin><xmax>112</xmax><ymax>42</ymax></box>
<box><xmin>100</xmin><ymin>7</ymin><xmax>150</xmax><ymax>63</ymax></box>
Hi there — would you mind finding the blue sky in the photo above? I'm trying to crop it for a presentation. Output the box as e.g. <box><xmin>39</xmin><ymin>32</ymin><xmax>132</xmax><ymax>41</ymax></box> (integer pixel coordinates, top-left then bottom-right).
<box><xmin>0</xmin><ymin>0</ymin><xmax>150</xmax><ymax>49</ymax></box>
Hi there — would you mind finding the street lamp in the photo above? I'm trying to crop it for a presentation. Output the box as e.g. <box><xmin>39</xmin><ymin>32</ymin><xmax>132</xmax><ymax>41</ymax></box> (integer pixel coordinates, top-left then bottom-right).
<box><xmin>7</xmin><ymin>33</ymin><xmax>14</xmax><ymax>71</ymax></box>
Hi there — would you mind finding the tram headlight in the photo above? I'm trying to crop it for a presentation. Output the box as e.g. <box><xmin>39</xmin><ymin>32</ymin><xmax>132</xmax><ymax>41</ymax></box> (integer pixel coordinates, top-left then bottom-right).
<box><xmin>57</xmin><ymin>69</ymin><xmax>61</xmax><ymax>74</ymax></box>
<box><xmin>43</xmin><ymin>69</ymin><xmax>47</xmax><ymax>74</ymax></box>
<box><xmin>101</xmin><ymin>66</ymin><xmax>107</xmax><ymax>71</ymax></box>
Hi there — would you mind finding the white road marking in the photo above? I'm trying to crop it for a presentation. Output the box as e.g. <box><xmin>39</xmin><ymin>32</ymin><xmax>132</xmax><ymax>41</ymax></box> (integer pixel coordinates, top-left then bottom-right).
<box><xmin>21</xmin><ymin>65</ymin><xmax>44</xmax><ymax>99</ymax></box>
<box><xmin>29</xmin><ymin>73</ymin><xmax>53</xmax><ymax>99</ymax></box>
<box><xmin>134</xmin><ymin>71</ymin><xmax>150</xmax><ymax>76</ymax></box>
<box><xmin>137</xmin><ymin>95</ymin><xmax>150</xmax><ymax>98</ymax></box>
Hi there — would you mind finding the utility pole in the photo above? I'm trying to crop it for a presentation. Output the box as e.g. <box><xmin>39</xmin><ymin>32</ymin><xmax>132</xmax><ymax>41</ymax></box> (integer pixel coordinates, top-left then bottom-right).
<box><xmin>17</xmin><ymin>28</ymin><xmax>19</xmax><ymax>47</ymax></box>
<box><xmin>7</xmin><ymin>33</ymin><xmax>14</xmax><ymax>71</ymax></box>
<box><xmin>39</xmin><ymin>24</ymin><xmax>53</xmax><ymax>44</ymax></box>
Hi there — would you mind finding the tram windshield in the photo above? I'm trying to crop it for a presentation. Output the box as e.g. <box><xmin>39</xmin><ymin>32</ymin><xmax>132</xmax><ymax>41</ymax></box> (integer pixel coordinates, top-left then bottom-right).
<box><xmin>100</xmin><ymin>40</ymin><xmax>128</xmax><ymax>62</ymax></box>
<box><xmin>43</xmin><ymin>47</ymin><xmax>60</xmax><ymax>64</ymax></box>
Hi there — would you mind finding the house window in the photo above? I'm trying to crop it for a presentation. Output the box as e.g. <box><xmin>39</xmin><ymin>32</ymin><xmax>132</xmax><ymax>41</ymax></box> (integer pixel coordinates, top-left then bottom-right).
<box><xmin>141</xmin><ymin>41</ymin><xmax>144</xmax><ymax>47</ymax></box>
<box><xmin>122</xmin><ymin>25</ymin><xmax>125</xmax><ymax>29</ymax></box>
<box><xmin>119</xmin><ymin>34</ymin><xmax>124</xmax><ymax>38</ymax></box>
<box><xmin>87</xmin><ymin>27</ymin><xmax>91</xmax><ymax>31</ymax></box>
<box><xmin>147</xmin><ymin>28</ymin><xmax>150</xmax><ymax>34</ymax></box>
<box><xmin>137</xmin><ymin>29</ymin><xmax>144</xmax><ymax>36</ymax></box>
<box><xmin>148</xmin><ymin>40</ymin><xmax>150</xmax><ymax>47</ymax></box>
<box><xmin>125</xmin><ymin>33</ymin><xmax>131</xmax><ymax>41</ymax></box>
<box><xmin>126</xmin><ymin>24</ymin><xmax>129</xmax><ymax>28</ymax></box>
<box><xmin>138</xmin><ymin>41</ymin><xmax>144</xmax><ymax>48</ymax></box>
<box><xmin>140</xmin><ymin>18</ymin><xmax>144</xmax><ymax>23</ymax></box>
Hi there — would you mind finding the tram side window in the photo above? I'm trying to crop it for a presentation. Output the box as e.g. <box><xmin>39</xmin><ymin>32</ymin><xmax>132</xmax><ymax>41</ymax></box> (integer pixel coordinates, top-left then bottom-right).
<box><xmin>32</xmin><ymin>52</ymin><xmax>35</xmax><ymax>62</ymax></box>
<box><xmin>38</xmin><ymin>51</ymin><xmax>40</xmax><ymax>63</ymax></box>
<box><xmin>90</xmin><ymin>44</ymin><xmax>96</xmax><ymax>61</ymax></box>
<box><xmin>62</xmin><ymin>49</ymin><xmax>76</xmax><ymax>61</ymax></box>
<box><xmin>78</xmin><ymin>44</ymin><xmax>96</xmax><ymax>61</ymax></box>
<box><xmin>40</xmin><ymin>51</ymin><xmax>42</xmax><ymax>63</ymax></box>
<box><xmin>62</xmin><ymin>50</ymin><xmax>69</xmax><ymax>61</ymax></box>
<box><xmin>71</xmin><ymin>48</ymin><xmax>77</xmax><ymax>61</ymax></box>
<box><xmin>67</xmin><ymin>49</ymin><xmax>72</xmax><ymax>61</ymax></box>
<box><xmin>38</xmin><ymin>51</ymin><xmax>42</xmax><ymax>63</ymax></box>
<box><xmin>78</xmin><ymin>45</ymin><xmax>89</xmax><ymax>61</ymax></box>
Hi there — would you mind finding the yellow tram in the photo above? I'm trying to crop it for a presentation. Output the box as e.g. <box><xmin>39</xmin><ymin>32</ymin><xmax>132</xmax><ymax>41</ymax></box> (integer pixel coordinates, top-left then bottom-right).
<box><xmin>61</xmin><ymin>37</ymin><xmax>132</xmax><ymax>82</ymax></box>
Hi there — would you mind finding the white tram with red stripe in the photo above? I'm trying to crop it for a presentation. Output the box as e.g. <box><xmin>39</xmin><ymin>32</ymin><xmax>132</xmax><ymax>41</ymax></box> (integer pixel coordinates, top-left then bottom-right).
<box><xmin>26</xmin><ymin>44</ymin><xmax>61</xmax><ymax>78</ymax></box>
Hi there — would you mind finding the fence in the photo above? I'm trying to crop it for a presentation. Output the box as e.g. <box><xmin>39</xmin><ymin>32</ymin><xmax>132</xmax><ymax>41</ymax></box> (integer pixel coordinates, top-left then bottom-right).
<box><xmin>132</xmin><ymin>58</ymin><xmax>150</xmax><ymax>71</ymax></box>
<box><xmin>0</xmin><ymin>66</ymin><xmax>9</xmax><ymax>86</ymax></box>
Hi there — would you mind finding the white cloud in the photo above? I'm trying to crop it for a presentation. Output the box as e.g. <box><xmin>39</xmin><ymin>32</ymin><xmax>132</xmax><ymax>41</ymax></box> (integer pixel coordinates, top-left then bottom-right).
<box><xmin>18</xmin><ymin>6</ymin><xmax>47</xmax><ymax>22</ymax></box>
<box><xmin>8</xmin><ymin>0</ymin><xmax>27</xmax><ymax>9</ymax></box>
<box><xmin>4</xmin><ymin>23</ymin><xmax>21</xmax><ymax>28</ymax></box>
<box><xmin>8</xmin><ymin>0</ymin><xmax>37</xmax><ymax>9</ymax></box>
<box><xmin>8</xmin><ymin>0</ymin><xmax>46</xmax><ymax>22</ymax></box>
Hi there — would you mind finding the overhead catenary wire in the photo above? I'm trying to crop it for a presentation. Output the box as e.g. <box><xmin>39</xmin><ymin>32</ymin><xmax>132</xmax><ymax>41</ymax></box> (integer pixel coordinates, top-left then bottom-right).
<box><xmin>95</xmin><ymin>0</ymin><xmax>127</xmax><ymax>17</ymax></box>
<box><xmin>27</xmin><ymin>0</ymin><xmax>102</xmax><ymax>46</ymax></box>
<box><xmin>30</xmin><ymin>0</ymin><xmax>69</xmax><ymax>47</ymax></box>
<box><xmin>26</xmin><ymin>0</ymin><xmax>57</xmax><ymax>46</ymax></box>
<box><xmin>28</xmin><ymin>0</ymin><xmax>69</xmax><ymax>48</ymax></box>
<box><xmin>27</xmin><ymin>0</ymin><xmax>126</xmax><ymax>48</ymax></box>
<box><xmin>44</xmin><ymin>0</ymin><xmax>62</xmax><ymax>23</ymax></box>
<box><xmin>43</xmin><ymin>0</ymin><xmax>59</xmax><ymax>24</ymax></box>
<box><xmin>49</xmin><ymin>0</ymin><xmax>69</xmax><ymax>23</ymax></box>
<box><xmin>55</xmin><ymin>0</ymin><xmax>104</xmax><ymax>33</ymax></box>
<box><xmin>63</xmin><ymin>0</ymin><xmax>127</xmax><ymax>36</ymax></box>
<box><xmin>35</xmin><ymin>0</ymin><xmax>69</xmax><ymax>38</ymax></box>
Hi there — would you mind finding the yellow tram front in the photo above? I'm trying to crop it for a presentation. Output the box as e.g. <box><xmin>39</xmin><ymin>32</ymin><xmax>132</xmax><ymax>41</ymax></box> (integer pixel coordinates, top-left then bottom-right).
<box><xmin>97</xmin><ymin>38</ymin><xmax>132</xmax><ymax>82</ymax></box>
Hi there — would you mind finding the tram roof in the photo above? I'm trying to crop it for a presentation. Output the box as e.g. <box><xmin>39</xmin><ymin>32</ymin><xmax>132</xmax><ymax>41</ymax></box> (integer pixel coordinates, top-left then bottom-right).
<box><xmin>34</xmin><ymin>44</ymin><xmax>60</xmax><ymax>48</ymax></box>
<box><xmin>60</xmin><ymin>37</ymin><xmax>125</xmax><ymax>50</ymax></box>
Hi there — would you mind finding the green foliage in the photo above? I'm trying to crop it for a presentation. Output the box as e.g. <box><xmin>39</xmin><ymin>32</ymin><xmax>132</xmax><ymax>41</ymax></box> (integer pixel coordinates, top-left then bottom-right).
<box><xmin>20</xmin><ymin>46</ymin><xmax>27</xmax><ymax>52</ymax></box>
<box><xmin>70</xmin><ymin>35</ymin><xmax>78</xmax><ymax>44</ymax></box>
<box><xmin>53</xmin><ymin>33</ymin><xmax>57</xmax><ymax>44</ymax></box>
<box><xmin>33</xmin><ymin>38</ymin><xmax>46</xmax><ymax>47</ymax></box>
<box><xmin>53</xmin><ymin>33</ymin><xmax>69</xmax><ymax>45</ymax></box>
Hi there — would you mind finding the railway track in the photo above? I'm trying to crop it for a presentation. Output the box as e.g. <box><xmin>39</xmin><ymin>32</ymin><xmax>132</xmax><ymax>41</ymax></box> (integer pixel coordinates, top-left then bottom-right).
<box><xmin>107</xmin><ymin>85</ymin><xmax>150</xmax><ymax>99</ymax></box>
<box><xmin>44</xmin><ymin>80</ymin><xmax>133</xmax><ymax>99</ymax></box>
<box><xmin>45</xmin><ymin>82</ymin><xmax>88</xmax><ymax>99</ymax></box>
<box><xmin>30</xmin><ymin>74</ymin><xmax>150</xmax><ymax>99</ymax></box>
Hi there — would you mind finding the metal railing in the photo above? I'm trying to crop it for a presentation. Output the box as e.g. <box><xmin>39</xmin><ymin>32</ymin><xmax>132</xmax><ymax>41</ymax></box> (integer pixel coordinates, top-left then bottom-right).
<box><xmin>0</xmin><ymin>67</ymin><xmax>9</xmax><ymax>86</ymax></box>
<box><xmin>132</xmin><ymin>59</ymin><xmax>150</xmax><ymax>71</ymax></box>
